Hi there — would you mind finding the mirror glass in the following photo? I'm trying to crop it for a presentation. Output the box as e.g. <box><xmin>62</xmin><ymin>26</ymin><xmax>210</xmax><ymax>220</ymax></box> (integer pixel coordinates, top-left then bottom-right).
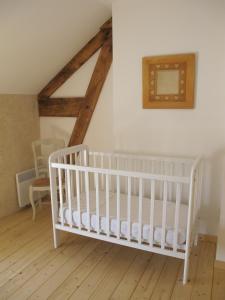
<box><xmin>156</xmin><ymin>70</ymin><xmax>179</xmax><ymax>95</ymax></box>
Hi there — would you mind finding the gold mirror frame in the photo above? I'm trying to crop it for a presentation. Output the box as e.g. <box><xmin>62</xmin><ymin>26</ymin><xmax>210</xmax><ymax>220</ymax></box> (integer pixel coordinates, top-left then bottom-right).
<box><xmin>142</xmin><ymin>53</ymin><xmax>195</xmax><ymax>109</ymax></box>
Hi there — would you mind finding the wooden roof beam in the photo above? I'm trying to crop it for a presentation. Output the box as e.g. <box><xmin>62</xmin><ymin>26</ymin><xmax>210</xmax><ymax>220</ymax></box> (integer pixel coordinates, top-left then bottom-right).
<box><xmin>39</xmin><ymin>32</ymin><xmax>108</xmax><ymax>98</ymax></box>
<box><xmin>100</xmin><ymin>18</ymin><xmax>112</xmax><ymax>31</ymax></box>
<box><xmin>69</xmin><ymin>36</ymin><xmax>112</xmax><ymax>146</ymax></box>
<box><xmin>38</xmin><ymin>97</ymin><xmax>84</xmax><ymax>117</ymax></box>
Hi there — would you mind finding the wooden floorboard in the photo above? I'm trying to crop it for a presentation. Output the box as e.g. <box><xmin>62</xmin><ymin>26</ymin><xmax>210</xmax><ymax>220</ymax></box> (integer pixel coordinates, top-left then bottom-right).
<box><xmin>0</xmin><ymin>207</ymin><xmax>223</xmax><ymax>299</ymax></box>
<box><xmin>89</xmin><ymin>247</ymin><xmax>138</xmax><ymax>300</ymax></box>
<box><xmin>150</xmin><ymin>256</ymin><xmax>181</xmax><ymax>299</ymax></box>
<box><xmin>110</xmin><ymin>251</ymin><xmax>152</xmax><ymax>300</ymax></box>
<box><xmin>171</xmin><ymin>244</ymin><xmax>200</xmax><ymax>299</ymax></box>
<box><xmin>0</xmin><ymin>207</ymin><xmax>32</xmax><ymax>235</ymax></box>
<box><xmin>0</xmin><ymin>234</ymin><xmax>72</xmax><ymax>297</ymax></box>
<box><xmin>212</xmin><ymin>268</ymin><xmax>225</xmax><ymax>299</ymax></box>
<box><xmin>131</xmin><ymin>253</ymin><xmax>167</xmax><ymax>299</ymax></box>
<box><xmin>47</xmin><ymin>241</ymin><xmax>111</xmax><ymax>300</ymax></box>
<box><xmin>69</xmin><ymin>245</ymin><xmax>121</xmax><ymax>299</ymax></box>
<box><xmin>191</xmin><ymin>241</ymin><xmax>216</xmax><ymax>299</ymax></box>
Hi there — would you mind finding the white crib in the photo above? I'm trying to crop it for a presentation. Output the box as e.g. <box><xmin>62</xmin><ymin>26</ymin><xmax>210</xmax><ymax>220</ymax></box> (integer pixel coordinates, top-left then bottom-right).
<box><xmin>49</xmin><ymin>145</ymin><xmax>202</xmax><ymax>284</ymax></box>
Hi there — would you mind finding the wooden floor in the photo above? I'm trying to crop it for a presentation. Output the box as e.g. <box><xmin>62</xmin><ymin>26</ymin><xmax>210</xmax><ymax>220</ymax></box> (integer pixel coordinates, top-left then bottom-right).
<box><xmin>0</xmin><ymin>207</ymin><xmax>224</xmax><ymax>300</ymax></box>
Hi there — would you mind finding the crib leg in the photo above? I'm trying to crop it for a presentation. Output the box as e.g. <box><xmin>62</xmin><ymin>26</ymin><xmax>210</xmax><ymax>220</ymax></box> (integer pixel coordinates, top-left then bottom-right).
<box><xmin>53</xmin><ymin>227</ymin><xmax>61</xmax><ymax>248</ymax></box>
<box><xmin>183</xmin><ymin>254</ymin><xmax>190</xmax><ymax>285</ymax></box>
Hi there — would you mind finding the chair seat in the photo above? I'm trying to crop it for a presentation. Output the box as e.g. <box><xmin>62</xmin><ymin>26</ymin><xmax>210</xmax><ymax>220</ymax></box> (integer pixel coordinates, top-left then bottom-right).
<box><xmin>32</xmin><ymin>177</ymin><xmax>50</xmax><ymax>187</ymax></box>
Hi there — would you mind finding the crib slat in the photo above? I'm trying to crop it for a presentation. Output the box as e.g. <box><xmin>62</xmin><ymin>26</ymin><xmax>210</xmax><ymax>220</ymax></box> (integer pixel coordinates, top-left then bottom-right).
<box><xmin>143</xmin><ymin>160</ymin><xmax>146</xmax><ymax>196</ymax></box>
<box><xmin>116</xmin><ymin>175</ymin><xmax>120</xmax><ymax>239</ymax></box>
<box><xmin>169</xmin><ymin>162</ymin><xmax>174</xmax><ymax>201</ymax></box>
<box><xmin>159</xmin><ymin>161</ymin><xmax>163</xmax><ymax>200</ymax></box>
<box><xmin>93</xmin><ymin>153</ymin><xmax>97</xmax><ymax>168</ymax></box>
<box><xmin>101</xmin><ymin>154</ymin><xmax>104</xmax><ymax>189</ymax></box>
<box><xmin>58</xmin><ymin>168</ymin><xmax>64</xmax><ymax>226</ymax></box>
<box><xmin>133</xmin><ymin>159</ymin><xmax>137</xmax><ymax>195</ymax></box>
<box><xmin>138</xmin><ymin>178</ymin><xmax>143</xmax><ymax>244</ymax></box>
<box><xmin>196</xmin><ymin>165</ymin><xmax>202</xmax><ymax>218</ymax></box>
<box><xmin>125</xmin><ymin>159</ymin><xmax>129</xmax><ymax>193</ymax></box>
<box><xmin>193</xmin><ymin>170</ymin><xmax>198</xmax><ymax>218</ymax></box>
<box><xmin>75</xmin><ymin>152</ymin><xmax>78</xmax><ymax>165</ymax></box>
<box><xmin>106</xmin><ymin>174</ymin><xmax>110</xmax><ymax>237</ymax></box>
<box><xmin>75</xmin><ymin>170</ymin><xmax>81</xmax><ymax>230</ymax></box>
<box><xmin>150</xmin><ymin>180</ymin><xmax>155</xmax><ymax>247</ymax></box>
<box><xmin>161</xmin><ymin>181</ymin><xmax>168</xmax><ymax>249</ymax></box>
<box><xmin>69</xmin><ymin>154</ymin><xmax>74</xmax><ymax>206</ymax></box>
<box><xmin>194</xmin><ymin>164</ymin><xmax>202</xmax><ymax>244</ymax></box>
<box><xmin>192</xmin><ymin>170</ymin><xmax>199</xmax><ymax>244</ymax></box>
<box><xmin>95</xmin><ymin>173</ymin><xmax>100</xmax><ymax>234</ymax></box>
<box><xmin>64</xmin><ymin>156</ymin><xmax>69</xmax><ymax>204</ymax></box>
<box><xmin>79</xmin><ymin>154</ymin><xmax>83</xmax><ymax>192</ymax></box>
<box><xmin>198</xmin><ymin>162</ymin><xmax>203</xmax><ymax>210</ymax></box>
<box><xmin>93</xmin><ymin>153</ymin><xmax>97</xmax><ymax>188</ymax></box>
<box><xmin>127</xmin><ymin>176</ymin><xmax>131</xmax><ymax>242</ymax></box>
<box><xmin>79</xmin><ymin>152</ymin><xmax>82</xmax><ymax>166</ymax></box>
<box><xmin>117</xmin><ymin>157</ymin><xmax>120</xmax><ymax>171</ymax></box>
<box><xmin>85</xmin><ymin>171</ymin><xmax>90</xmax><ymax>232</ymax></box>
<box><xmin>84</xmin><ymin>149</ymin><xmax>88</xmax><ymax>166</ymax></box>
<box><xmin>66</xmin><ymin>169</ymin><xmax>73</xmax><ymax>228</ymax></box>
<box><xmin>151</xmin><ymin>160</ymin><xmax>154</xmax><ymax>173</ymax></box>
<box><xmin>109</xmin><ymin>155</ymin><xmax>112</xmax><ymax>192</ymax></box>
<box><xmin>181</xmin><ymin>163</ymin><xmax>185</xmax><ymax>176</ymax></box>
<box><xmin>173</xmin><ymin>183</ymin><xmax>181</xmax><ymax>252</ymax></box>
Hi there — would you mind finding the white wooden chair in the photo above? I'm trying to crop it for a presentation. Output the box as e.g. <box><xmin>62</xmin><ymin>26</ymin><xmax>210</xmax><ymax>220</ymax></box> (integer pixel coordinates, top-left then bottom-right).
<box><xmin>29</xmin><ymin>138</ymin><xmax>65</xmax><ymax>220</ymax></box>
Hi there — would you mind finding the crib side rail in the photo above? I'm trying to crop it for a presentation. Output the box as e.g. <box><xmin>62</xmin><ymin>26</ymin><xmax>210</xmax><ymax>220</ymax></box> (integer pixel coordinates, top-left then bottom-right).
<box><xmin>185</xmin><ymin>157</ymin><xmax>203</xmax><ymax>248</ymax></box>
<box><xmin>51</xmin><ymin>163</ymin><xmax>190</xmax><ymax>183</ymax></box>
<box><xmin>182</xmin><ymin>156</ymin><xmax>202</xmax><ymax>283</ymax></box>
<box><xmin>89</xmin><ymin>151</ymin><xmax>195</xmax><ymax>183</ymax></box>
<box><xmin>90</xmin><ymin>151</ymin><xmax>195</xmax><ymax>164</ymax></box>
<box><xmin>50</xmin><ymin>160</ymin><xmax>191</xmax><ymax>258</ymax></box>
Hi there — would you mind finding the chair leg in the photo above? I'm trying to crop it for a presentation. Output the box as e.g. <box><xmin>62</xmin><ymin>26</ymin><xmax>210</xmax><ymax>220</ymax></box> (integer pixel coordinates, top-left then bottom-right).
<box><xmin>29</xmin><ymin>186</ymin><xmax>36</xmax><ymax>221</ymax></box>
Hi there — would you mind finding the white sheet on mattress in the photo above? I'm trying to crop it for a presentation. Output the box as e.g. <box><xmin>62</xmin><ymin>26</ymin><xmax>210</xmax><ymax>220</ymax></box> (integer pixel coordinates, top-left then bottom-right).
<box><xmin>59</xmin><ymin>190</ymin><xmax>188</xmax><ymax>247</ymax></box>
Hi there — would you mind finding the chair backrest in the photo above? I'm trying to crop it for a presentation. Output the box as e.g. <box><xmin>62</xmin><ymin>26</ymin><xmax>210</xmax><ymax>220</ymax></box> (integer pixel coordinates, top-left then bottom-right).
<box><xmin>32</xmin><ymin>138</ymin><xmax>65</xmax><ymax>177</ymax></box>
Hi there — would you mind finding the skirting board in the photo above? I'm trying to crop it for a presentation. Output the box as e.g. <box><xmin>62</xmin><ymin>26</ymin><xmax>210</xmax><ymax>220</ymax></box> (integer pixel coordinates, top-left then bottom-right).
<box><xmin>215</xmin><ymin>260</ymin><xmax>225</xmax><ymax>270</ymax></box>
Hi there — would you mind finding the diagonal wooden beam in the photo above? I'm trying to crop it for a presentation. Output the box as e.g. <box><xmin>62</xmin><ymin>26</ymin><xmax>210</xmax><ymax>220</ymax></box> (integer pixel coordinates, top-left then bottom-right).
<box><xmin>100</xmin><ymin>18</ymin><xmax>112</xmax><ymax>31</ymax></box>
<box><xmin>38</xmin><ymin>32</ymin><xmax>107</xmax><ymax>98</ymax></box>
<box><xmin>69</xmin><ymin>36</ymin><xmax>112</xmax><ymax>146</ymax></box>
<box><xmin>38</xmin><ymin>19</ymin><xmax>112</xmax><ymax>98</ymax></box>
<box><xmin>37</xmin><ymin>18</ymin><xmax>113</xmax><ymax>145</ymax></box>
<box><xmin>38</xmin><ymin>97</ymin><xmax>85</xmax><ymax>117</ymax></box>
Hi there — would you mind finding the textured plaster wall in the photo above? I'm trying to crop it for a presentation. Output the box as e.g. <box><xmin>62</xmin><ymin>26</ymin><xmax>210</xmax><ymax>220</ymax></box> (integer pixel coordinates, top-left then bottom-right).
<box><xmin>0</xmin><ymin>95</ymin><xmax>39</xmax><ymax>218</ymax></box>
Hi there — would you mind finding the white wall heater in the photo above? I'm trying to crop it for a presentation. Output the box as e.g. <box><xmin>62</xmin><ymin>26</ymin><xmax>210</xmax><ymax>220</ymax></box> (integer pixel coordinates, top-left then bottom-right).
<box><xmin>16</xmin><ymin>168</ymin><xmax>38</xmax><ymax>207</ymax></box>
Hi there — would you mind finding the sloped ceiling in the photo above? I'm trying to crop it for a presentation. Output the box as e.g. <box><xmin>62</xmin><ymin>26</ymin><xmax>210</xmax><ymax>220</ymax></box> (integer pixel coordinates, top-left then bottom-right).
<box><xmin>52</xmin><ymin>51</ymin><xmax>100</xmax><ymax>98</ymax></box>
<box><xmin>0</xmin><ymin>0</ymin><xmax>111</xmax><ymax>94</ymax></box>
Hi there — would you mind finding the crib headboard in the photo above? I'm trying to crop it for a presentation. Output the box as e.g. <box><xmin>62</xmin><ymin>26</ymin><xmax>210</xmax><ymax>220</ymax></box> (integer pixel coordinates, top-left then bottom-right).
<box><xmin>49</xmin><ymin>144</ymin><xmax>89</xmax><ymax>166</ymax></box>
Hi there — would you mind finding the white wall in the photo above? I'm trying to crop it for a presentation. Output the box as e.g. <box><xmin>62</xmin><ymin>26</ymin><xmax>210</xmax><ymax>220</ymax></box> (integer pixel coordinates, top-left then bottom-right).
<box><xmin>217</xmin><ymin>156</ymin><xmax>225</xmax><ymax>262</ymax></box>
<box><xmin>113</xmin><ymin>0</ymin><xmax>225</xmax><ymax>237</ymax></box>
<box><xmin>40</xmin><ymin>52</ymin><xmax>114</xmax><ymax>151</ymax></box>
<box><xmin>0</xmin><ymin>94</ymin><xmax>39</xmax><ymax>218</ymax></box>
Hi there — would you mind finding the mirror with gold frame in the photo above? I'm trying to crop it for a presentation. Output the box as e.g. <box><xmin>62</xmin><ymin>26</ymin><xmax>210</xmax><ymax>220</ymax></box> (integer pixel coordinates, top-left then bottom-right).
<box><xmin>142</xmin><ymin>53</ymin><xmax>195</xmax><ymax>109</ymax></box>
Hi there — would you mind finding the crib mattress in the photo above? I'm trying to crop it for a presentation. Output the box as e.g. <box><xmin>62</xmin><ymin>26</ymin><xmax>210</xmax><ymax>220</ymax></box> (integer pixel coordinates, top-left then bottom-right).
<box><xmin>59</xmin><ymin>190</ymin><xmax>188</xmax><ymax>247</ymax></box>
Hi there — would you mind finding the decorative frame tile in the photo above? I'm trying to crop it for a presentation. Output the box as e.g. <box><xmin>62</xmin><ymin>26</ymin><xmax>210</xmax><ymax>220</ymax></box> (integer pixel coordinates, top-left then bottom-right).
<box><xmin>142</xmin><ymin>53</ymin><xmax>195</xmax><ymax>109</ymax></box>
